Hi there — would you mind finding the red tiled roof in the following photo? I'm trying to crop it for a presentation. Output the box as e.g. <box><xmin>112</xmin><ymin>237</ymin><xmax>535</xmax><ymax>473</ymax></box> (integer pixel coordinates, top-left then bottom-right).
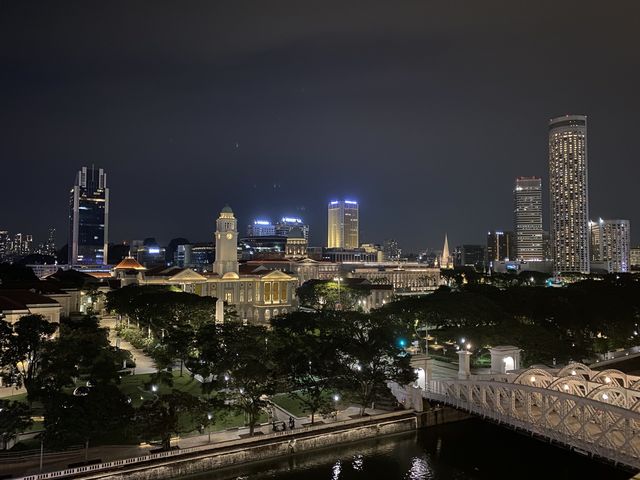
<box><xmin>114</xmin><ymin>257</ymin><xmax>145</xmax><ymax>270</ymax></box>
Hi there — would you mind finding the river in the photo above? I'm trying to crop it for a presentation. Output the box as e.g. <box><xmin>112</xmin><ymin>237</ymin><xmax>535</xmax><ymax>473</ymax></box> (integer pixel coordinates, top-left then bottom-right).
<box><xmin>183</xmin><ymin>418</ymin><xmax>632</xmax><ymax>479</ymax></box>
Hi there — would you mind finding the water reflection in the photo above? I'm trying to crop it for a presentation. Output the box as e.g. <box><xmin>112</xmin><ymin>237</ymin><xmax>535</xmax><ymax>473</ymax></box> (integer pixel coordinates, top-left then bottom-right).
<box><xmin>331</xmin><ymin>460</ymin><xmax>341</xmax><ymax>480</ymax></box>
<box><xmin>183</xmin><ymin>419</ymin><xmax>629</xmax><ymax>480</ymax></box>
<box><xmin>406</xmin><ymin>456</ymin><xmax>432</xmax><ymax>480</ymax></box>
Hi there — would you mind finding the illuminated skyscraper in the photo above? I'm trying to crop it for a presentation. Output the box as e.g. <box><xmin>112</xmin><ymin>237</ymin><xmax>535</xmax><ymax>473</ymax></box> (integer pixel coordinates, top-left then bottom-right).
<box><xmin>247</xmin><ymin>219</ymin><xmax>275</xmax><ymax>237</ymax></box>
<box><xmin>327</xmin><ymin>200</ymin><xmax>359</xmax><ymax>249</ymax></box>
<box><xmin>589</xmin><ymin>218</ymin><xmax>630</xmax><ymax>273</ymax></box>
<box><xmin>514</xmin><ymin>177</ymin><xmax>543</xmax><ymax>261</ymax></box>
<box><xmin>276</xmin><ymin>217</ymin><xmax>309</xmax><ymax>241</ymax></box>
<box><xmin>487</xmin><ymin>230</ymin><xmax>514</xmax><ymax>263</ymax></box>
<box><xmin>69</xmin><ymin>166</ymin><xmax>109</xmax><ymax>265</ymax></box>
<box><xmin>548</xmin><ymin>115</ymin><xmax>589</xmax><ymax>274</ymax></box>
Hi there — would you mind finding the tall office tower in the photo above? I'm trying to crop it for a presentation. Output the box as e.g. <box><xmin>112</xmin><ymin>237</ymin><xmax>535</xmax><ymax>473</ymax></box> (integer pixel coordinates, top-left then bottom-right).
<box><xmin>69</xmin><ymin>166</ymin><xmax>109</xmax><ymax>265</ymax></box>
<box><xmin>13</xmin><ymin>233</ymin><xmax>33</xmax><ymax>256</ymax></box>
<box><xmin>589</xmin><ymin>219</ymin><xmax>631</xmax><ymax>273</ymax></box>
<box><xmin>46</xmin><ymin>227</ymin><xmax>56</xmax><ymax>256</ymax></box>
<box><xmin>514</xmin><ymin>177</ymin><xmax>543</xmax><ymax>261</ymax></box>
<box><xmin>327</xmin><ymin>200</ymin><xmax>359</xmax><ymax>249</ymax></box>
<box><xmin>549</xmin><ymin>115</ymin><xmax>589</xmax><ymax>274</ymax></box>
<box><xmin>213</xmin><ymin>205</ymin><xmax>239</xmax><ymax>276</ymax></box>
<box><xmin>247</xmin><ymin>220</ymin><xmax>276</xmax><ymax>237</ymax></box>
<box><xmin>383</xmin><ymin>239</ymin><xmax>401</xmax><ymax>261</ymax></box>
<box><xmin>486</xmin><ymin>231</ymin><xmax>514</xmax><ymax>263</ymax></box>
<box><xmin>0</xmin><ymin>230</ymin><xmax>9</xmax><ymax>261</ymax></box>
<box><xmin>275</xmin><ymin>217</ymin><xmax>309</xmax><ymax>241</ymax></box>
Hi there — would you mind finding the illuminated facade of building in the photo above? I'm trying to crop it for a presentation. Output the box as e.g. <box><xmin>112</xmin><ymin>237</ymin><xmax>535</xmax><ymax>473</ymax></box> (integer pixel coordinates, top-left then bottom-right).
<box><xmin>486</xmin><ymin>230</ymin><xmax>514</xmax><ymax>263</ymax></box>
<box><xmin>589</xmin><ymin>218</ymin><xmax>631</xmax><ymax>273</ymax></box>
<box><xmin>115</xmin><ymin>206</ymin><xmax>297</xmax><ymax>325</ymax></box>
<box><xmin>548</xmin><ymin>115</ymin><xmax>589</xmax><ymax>274</ymax></box>
<box><xmin>327</xmin><ymin>200</ymin><xmax>359</xmax><ymax>249</ymax></box>
<box><xmin>276</xmin><ymin>217</ymin><xmax>309</xmax><ymax>241</ymax></box>
<box><xmin>631</xmin><ymin>246</ymin><xmax>640</xmax><ymax>271</ymax></box>
<box><xmin>514</xmin><ymin>176</ymin><xmax>543</xmax><ymax>261</ymax></box>
<box><xmin>69</xmin><ymin>166</ymin><xmax>109</xmax><ymax>265</ymax></box>
<box><xmin>247</xmin><ymin>219</ymin><xmax>276</xmax><ymax>237</ymax></box>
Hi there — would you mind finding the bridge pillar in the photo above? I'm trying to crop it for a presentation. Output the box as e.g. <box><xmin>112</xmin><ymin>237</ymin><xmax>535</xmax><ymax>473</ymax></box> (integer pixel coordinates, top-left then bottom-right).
<box><xmin>458</xmin><ymin>350</ymin><xmax>472</xmax><ymax>379</ymax></box>
<box><xmin>489</xmin><ymin>346</ymin><xmax>521</xmax><ymax>374</ymax></box>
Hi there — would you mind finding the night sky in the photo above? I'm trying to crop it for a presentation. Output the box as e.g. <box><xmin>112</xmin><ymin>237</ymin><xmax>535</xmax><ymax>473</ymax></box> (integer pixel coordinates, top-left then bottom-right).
<box><xmin>2</xmin><ymin>1</ymin><xmax>639</xmax><ymax>252</ymax></box>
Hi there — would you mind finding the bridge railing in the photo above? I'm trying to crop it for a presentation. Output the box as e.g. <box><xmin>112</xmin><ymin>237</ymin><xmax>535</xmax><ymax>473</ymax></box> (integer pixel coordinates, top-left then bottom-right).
<box><xmin>423</xmin><ymin>378</ymin><xmax>640</xmax><ymax>470</ymax></box>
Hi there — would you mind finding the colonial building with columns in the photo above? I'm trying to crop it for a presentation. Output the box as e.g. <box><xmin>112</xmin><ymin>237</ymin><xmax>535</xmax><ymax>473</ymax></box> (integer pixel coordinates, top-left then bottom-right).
<box><xmin>113</xmin><ymin>205</ymin><xmax>298</xmax><ymax>325</ymax></box>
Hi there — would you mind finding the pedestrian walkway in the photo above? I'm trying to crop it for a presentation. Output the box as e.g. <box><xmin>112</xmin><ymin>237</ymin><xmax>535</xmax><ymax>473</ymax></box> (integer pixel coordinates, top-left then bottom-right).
<box><xmin>101</xmin><ymin>316</ymin><xmax>156</xmax><ymax>374</ymax></box>
<box><xmin>2</xmin><ymin>405</ymin><xmax>392</xmax><ymax>478</ymax></box>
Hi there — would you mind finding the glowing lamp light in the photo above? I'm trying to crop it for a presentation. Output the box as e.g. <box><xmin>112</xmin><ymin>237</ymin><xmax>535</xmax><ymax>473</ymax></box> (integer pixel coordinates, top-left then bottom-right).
<box><xmin>530</xmin><ymin>376</ymin><xmax>536</xmax><ymax>383</ymax></box>
<box><xmin>602</xmin><ymin>393</ymin><xmax>609</xmax><ymax>401</ymax></box>
<box><xmin>570</xmin><ymin>370</ymin><xmax>576</xmax><ymax>376</ymax></box>
<box><xmin>605</xmin><ymin>376</ymin><xmax>611</xmax><ymax>384</ymax></box>
<box><xmin>563</xmin><ymin>384</ymin><xmax>569</xmax><ymax>391</ymax></box>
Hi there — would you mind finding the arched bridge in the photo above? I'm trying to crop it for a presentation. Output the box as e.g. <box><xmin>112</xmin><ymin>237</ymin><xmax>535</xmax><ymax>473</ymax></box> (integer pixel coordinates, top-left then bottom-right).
<box><xmin>419</xmin><ymin>362</ymin><xmax>640</xmax><ymax>470</ymax></box>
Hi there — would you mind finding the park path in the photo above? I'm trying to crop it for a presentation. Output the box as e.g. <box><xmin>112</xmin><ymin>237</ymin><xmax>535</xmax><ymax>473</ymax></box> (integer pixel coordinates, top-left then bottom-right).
<box><xmin>101</xmin><ymin>315</ymin><xmax>156</xmax><ymax>374</ymax></box>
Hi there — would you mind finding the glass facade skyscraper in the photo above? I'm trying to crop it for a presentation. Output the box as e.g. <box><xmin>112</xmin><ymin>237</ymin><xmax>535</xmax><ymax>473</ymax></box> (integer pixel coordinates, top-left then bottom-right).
<box><xmin>69</xmin><ymin>166</ymin><xmax>109</xmax><ymax>265</ymax></box>
<box><xmin>548</xmin><ymin>115</ymin><xmax>589</xmax><ymax>274</ymax></box>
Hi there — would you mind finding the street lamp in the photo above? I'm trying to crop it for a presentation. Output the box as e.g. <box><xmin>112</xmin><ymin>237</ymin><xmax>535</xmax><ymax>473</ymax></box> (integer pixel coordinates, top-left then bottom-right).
<box><xmin>333</xmin><ymin>394</ymin><xmax>340</xmax><ymax>420</ymax></box>
<box><xmin>207</xmin><ymin>413</ymin><xmax>213</xmax><ymax>442</ymax></box>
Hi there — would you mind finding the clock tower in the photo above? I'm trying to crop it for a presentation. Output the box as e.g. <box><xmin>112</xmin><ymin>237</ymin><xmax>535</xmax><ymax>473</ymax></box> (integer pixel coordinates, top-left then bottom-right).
<box><xmin>213</xmin><ymin>205</ymin><xmax>239</xmax><ymax>276</ymax></box>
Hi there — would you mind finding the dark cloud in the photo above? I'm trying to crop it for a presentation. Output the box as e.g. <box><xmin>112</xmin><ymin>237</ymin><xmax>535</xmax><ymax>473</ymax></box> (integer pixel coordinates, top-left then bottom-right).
<box><xmin>1</xmin><ymin>1</ymin><xmax>639</xmax><ymax>250</ymax></box>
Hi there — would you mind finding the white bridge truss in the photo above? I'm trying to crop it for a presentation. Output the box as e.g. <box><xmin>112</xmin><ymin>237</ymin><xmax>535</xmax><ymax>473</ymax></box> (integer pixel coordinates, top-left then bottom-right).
<box><xmin>422</xmin><ymin>363</ymin><xmax>640</xmax><ymax>470</ymax></box>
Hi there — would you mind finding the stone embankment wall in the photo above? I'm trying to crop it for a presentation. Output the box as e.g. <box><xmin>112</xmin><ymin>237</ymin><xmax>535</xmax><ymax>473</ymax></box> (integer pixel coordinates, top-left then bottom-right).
<box><xmin>73</xmin><ymin>412</ymin><xmax>418</xmax><ymax>480</ymax></box>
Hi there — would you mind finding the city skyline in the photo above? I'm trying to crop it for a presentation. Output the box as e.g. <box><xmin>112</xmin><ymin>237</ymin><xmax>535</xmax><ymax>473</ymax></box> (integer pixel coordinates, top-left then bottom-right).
<box><xmin>2</xmin><ymin>2</ymin><xmax>639</xmax><ymax>251</ymax></box>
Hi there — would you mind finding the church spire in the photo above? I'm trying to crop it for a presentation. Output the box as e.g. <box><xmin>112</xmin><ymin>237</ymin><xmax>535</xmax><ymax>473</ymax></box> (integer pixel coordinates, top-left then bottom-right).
<box><xmin>441</xmin><ymin>234</ymin><xmax>452</xmax><ymax>269</ymax></box>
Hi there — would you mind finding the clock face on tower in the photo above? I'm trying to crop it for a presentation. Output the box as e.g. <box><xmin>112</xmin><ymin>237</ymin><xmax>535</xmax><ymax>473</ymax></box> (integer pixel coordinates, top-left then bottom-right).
<box><xmin>226</xmin><ymin>233</ymin><xmax>233</xmax><ymax>240</ymax></box>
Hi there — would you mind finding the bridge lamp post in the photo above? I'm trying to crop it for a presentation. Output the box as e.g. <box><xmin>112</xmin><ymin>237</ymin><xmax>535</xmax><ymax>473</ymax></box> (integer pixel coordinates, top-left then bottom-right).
<box><xmin>207</xmin><ymin>413</ymin><xmax>213</xmax><ymax>442</ymax></box>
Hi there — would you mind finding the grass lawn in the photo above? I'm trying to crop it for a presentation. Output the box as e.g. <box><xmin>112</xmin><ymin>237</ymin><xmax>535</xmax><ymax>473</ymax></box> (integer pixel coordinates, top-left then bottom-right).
<box><xmin>118</xmin><ymin>371</ymin><xmax>204</xmax><ymax>408</ymax></box>
<box><xmin>271</xmin><ymin>391</ymin><xmax>336</xmax><ymax>418</ymax></box>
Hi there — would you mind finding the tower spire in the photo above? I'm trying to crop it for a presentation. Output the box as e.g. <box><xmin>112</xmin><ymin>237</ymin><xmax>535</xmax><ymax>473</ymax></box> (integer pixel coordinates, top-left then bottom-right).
<box><xmin>441</xmin><ymin>234</ymin><xmax>452</xmax><ymax>269</ymax></box>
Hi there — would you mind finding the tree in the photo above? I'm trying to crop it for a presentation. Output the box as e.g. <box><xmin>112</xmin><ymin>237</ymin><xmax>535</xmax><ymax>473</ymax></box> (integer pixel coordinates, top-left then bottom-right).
<box><xmin>135</xmin><ymin>391</ymin><xmax>208</xmax><ymax>450</ymax></box>
<box><xmin>271</xmin><ymin>312</ymin><xmax>340</xmax><ymax>424</ymax></box>
<box><xmin>43</xmin><ymin>385</ymin><xmax>133</xmax><ymax>459</ymax></box>
<box><xmin>297</xmin><ymin>279</ymin><xmax>371</xmax><ymax>311</ymax></box>
<box><xmin>2</xmin><ymin>315</ymin><xmax>57</xmax><ymax>401</ymax></box>
<box><xmin>332</xmin><ymin>311</ymin><xmax>416</xmax><ymax>416</ymax></box>
<box><xmin>0</xmin><ymin>399</ymin><xmax>32</xmax><ymax>448</ymax></box>
<box><xmin>38</xmin><ymin>315</ymin><xmax>130</xmax><ymax>392</ymax></box>
<box><xmin>220</xmin><ymin>323</ymin><xmax>278</xmax><ymax>435</ymax></box>
<box><xmin>187</xmin><ymin>322</ymin><xmax>224</xmax><ymax>396</ymax></box>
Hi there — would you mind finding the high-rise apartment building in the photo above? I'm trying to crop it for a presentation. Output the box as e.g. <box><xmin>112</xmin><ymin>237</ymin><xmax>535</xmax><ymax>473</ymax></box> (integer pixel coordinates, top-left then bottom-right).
<box><xmin>69</xmin><ymin>166</ymin><xmax>109</xmax><ymax>265</ymax></box>
<box><xmin>486</xmin><ymin>230</ymin><xmax>514</xmax><ymax>263</ymax></box>
<box><xmin>589</xmin><ymin>218</ymin><xmax>631</xmax><ymax>273</ymax></box>
<box><xmin>630</xmin><ymin>246</ymin><xmax>640</xmax><ymax>271</ymax></box>
<box><xmin>327</xmin><ymin>200</ymin><xmax>359</xmax><ymax>249</ymax></box>
<box><xmin>514</xmin><ymin>177</ymin><xmax>543</xmax><ymax>261</ymax></box>
<box><xmin>549</xmin><ymin>115</ymin><xmax>589</xmax><ymax>274</ymax></box>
